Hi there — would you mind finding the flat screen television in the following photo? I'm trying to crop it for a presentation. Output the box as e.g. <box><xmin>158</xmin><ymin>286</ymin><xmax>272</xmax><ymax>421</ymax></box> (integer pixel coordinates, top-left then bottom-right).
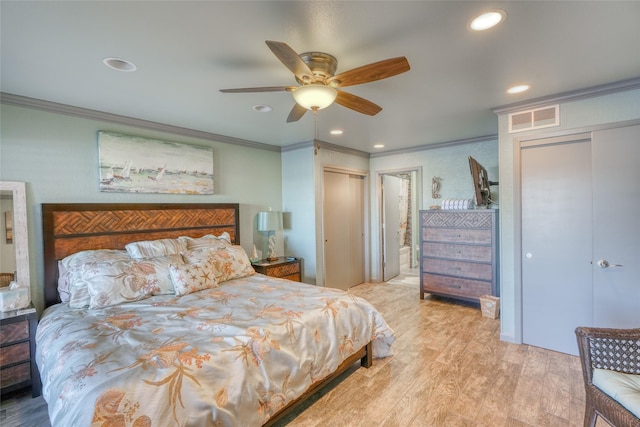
<box><xmin>468</xmin><ymin>156</ymin><xmax>498</xmax><ymax>208</ymax></box>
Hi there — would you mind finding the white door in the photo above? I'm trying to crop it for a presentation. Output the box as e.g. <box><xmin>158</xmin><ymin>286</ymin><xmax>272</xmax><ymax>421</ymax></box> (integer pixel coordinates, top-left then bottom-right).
<box><xmin>521</xmin><ymin>125</ymin><xmax>640</xmax><ymax>355</ymax></box>
<box><xmin>382</xmin><ymin>175</ymin><xmax>402</xmax><ymax>281</ymax></box>
<box><xmin>323</xmin><ymin>171</ymin><xmax>365</xmax><ymax>290</ymax></box>
<box><xmin>591</xmin><ymin>125</ymin><xmax>640</xmax><ymax>327</ymax></box>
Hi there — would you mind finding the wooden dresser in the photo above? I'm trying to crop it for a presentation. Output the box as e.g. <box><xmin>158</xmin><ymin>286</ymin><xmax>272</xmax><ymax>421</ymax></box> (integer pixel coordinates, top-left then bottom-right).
<box><xmin>419</xmin><ymin>209</ymin><xmax>498</xmax><ymax>303</ymax></box>
<box><xmin>0</xmin><ymin>305</ymin><xmax>41</xmax><ymax>398</ymax></box>
<box><xmin>252</xmin><ymin>257</ymin><xmax>302</xmax><ymax>282</ymax></box>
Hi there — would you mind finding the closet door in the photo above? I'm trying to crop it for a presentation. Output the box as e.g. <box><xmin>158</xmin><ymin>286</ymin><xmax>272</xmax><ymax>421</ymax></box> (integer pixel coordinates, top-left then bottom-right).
<box><xmin>591</xmin><ymin>125</ymin><xmax>640</xmax><ymax>327</ymax></box>
<box><xmin>521</xmin><ymin>135</ymin><xmax>593</xmax><ymax>355</ymax></box>
<box><xmin>323</xmin><ymin>171</ymin><xmax>365</xmax><ymax>290</ymax></box>
<box><xmin>521</xmin><ymin>125</ymin><xmax>640</xmax><ymax>355</ymax></box>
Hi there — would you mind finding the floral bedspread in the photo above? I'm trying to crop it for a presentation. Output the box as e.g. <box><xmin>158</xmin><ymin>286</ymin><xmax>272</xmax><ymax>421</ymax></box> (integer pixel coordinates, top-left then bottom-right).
<box><xmin>36</xmin><ymin>274</ymin><xmax>395</xmax><ymax>426</ymax></box>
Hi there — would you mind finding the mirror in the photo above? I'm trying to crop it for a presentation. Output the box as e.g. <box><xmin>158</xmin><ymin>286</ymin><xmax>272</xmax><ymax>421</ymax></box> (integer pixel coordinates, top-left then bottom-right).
<box><xmin>0</xmin><ymin>182</ymin><xmax>30</xmax><ymax>295</ymax></box>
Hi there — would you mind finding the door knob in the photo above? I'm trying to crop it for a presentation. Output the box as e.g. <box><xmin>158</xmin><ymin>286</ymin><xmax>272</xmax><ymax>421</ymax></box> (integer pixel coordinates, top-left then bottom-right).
<box><xmin>597</xmin><ymin>259</ymin><xmax>623</xmax><ymax>268</ymax></box>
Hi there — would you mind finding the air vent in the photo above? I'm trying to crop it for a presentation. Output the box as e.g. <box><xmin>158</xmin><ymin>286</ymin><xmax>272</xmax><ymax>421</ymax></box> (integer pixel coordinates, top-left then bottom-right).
<box><xmin>508</xmin><ymin>105</ymin><xmax>559</xmax><ymax>133</ymax></box>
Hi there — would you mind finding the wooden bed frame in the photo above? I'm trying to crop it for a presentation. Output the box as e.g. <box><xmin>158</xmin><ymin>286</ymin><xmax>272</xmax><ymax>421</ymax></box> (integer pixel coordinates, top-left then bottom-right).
<box><xmin>41</xmin><ymin>202</ymin><xmax>371</xmax><ymax>426</ymax></box>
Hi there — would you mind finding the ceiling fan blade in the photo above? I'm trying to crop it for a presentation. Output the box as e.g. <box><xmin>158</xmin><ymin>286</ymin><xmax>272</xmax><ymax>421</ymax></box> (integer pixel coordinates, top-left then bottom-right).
<box><xmin>266</xmin><ymin>40</ymin><xmax>314</xmax><ymax>82</ymax></box>
<box><xmin>335</xmin><ymin>90</ymin><xmax>382</xmax><ymax>116</ymax></box>
<box><xmin>287</xmin><ymin>103</ymin><xmax>308</xmax><ymax>123</ymax></box>
<box><xmin>220</xmin><ymin>86</ymin><xmax>294</xmax><ymax>93</ymax></box>
<box><xmin>328</xmin><ymin>57</ymin><xmax>410</xmax><ymax>88</ymax></box>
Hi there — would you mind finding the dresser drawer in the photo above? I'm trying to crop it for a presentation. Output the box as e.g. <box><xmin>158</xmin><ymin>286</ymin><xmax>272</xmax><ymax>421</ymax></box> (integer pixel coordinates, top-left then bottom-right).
<box><xmin>422</xmin><ymin>273</ymin><xmax>492</xmax><ymax>299</ymax></box>
<box><xmin>0</xmin><ymin>341</ymin><xmax>30</xmax><ymax>366</ymax></box>
<box><xmin>422</xmin><ymin>242</ymin><xmax>492</xmax><ymax>262</ymax></box>
<box><xmin>0</xmin><ymin>319</ymin><xmax>28</xmax><ymax>345</ymax></box>
<box><xmin>422</xmin><ymin>227</ymin><xmax>492</xmax><ymax>245</ymax></box>
<box><xmin>423</xmin><ymin>258</ymin><xmax>493</xmax><ymax>281</ymax></box>
<box><xmin>0</xmin><ymin>361</ymin><xmax>31</xmax><ymax>388</ymax></box>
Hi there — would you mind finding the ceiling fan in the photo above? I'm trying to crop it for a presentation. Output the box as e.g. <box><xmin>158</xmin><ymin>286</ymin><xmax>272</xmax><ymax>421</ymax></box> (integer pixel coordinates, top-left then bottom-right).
<box><xmin>220</xmin><ymin>40</ymin><xmax>410</xmax><ymax>122</ymax></box>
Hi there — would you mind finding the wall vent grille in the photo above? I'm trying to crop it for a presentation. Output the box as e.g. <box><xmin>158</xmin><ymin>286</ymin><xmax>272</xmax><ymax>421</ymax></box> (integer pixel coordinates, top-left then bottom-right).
<box><xmin>508</xmin><ymin>104</ymin><xmax>559</xmax><ymax>133</ymax></box>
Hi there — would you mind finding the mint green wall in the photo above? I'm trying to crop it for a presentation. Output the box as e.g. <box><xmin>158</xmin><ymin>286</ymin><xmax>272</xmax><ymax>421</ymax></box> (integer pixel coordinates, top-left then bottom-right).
<box><xmin>497</xmin><ymin>87</ymin><xmax>640</xmax><ymax>343</ymax></box>
<box><xmin>369</xmin><ymin>140</ymin><xmax>499</xmax><ymax>282</ymax></box>
<box><xmin>0</xmin><ymin>104</ymin><xmax>283</xmax><ymax>312</ymax></box>
<box><xmin>281</xmin><ymin>146</ymin><xmax>317</xmax><ymax>284</ymax></box>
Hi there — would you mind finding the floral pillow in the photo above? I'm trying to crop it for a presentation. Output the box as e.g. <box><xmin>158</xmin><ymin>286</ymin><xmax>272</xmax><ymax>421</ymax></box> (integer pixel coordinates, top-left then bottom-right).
<box><xmin>182</xmin><ymin>245</ymin><xmax>254</xmax><ymax>284</ymax></box>
<box><xmin>144</xmin><ymin>254</ymin><xmax>184</xmax><ymax>295</ymax></box>
<box><xmin>83</xmin><ymin>259</ymin><xmax>158</xmax><ymax>309</ymax></box>
<box><xmin>178</xmin><ymin>232</ymin><xmax>232</xmax><ymax>251</ymax></box>
<box><xmin>64</xmin><ymin>252</ymin><xmax>183</xmax><ymax>308</ymax></box>
<box><xmin>59</xmin><ymin>249</ymin><xmax>131</xmax><ymax>307</ymax></box>
<box><xmin>125</xmin><ymin>238</ymin><xmax>186</xmax><ymax>259</ymax></box>
<box><xmin>168</xmin><ymin>257</ymin><xmax>218</xmax><ymax>296</ymax></box>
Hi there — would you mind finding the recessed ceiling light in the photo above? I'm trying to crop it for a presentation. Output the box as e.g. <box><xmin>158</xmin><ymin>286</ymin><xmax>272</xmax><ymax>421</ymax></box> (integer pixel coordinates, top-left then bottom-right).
<box><xmin>374</xmin><ymin>144</ymin><xmax>385</xmax><ymax>149</ymax></box>
<box><xmin>469</xmin><ymin>10</ymin><xmax>506</xmax><ymax>31</ymax></box>
<box><xmin>252</xmin><ymin>104</ymin><xmax>273</xmax><ymax>112</ymax></box>
<box><xmin>102</xmin><ymin>57</ymin><xmax>137</xmax><ymax>72</ymax></box>
<box><xmin>507</xmin><ymin>84</ymin><xmax>530</xmax><ymax>94</ymax></box>
<box><xmin>330</xmin><ymin>129</ymin><xmax>343</xmax><ymax>135</ymax></box>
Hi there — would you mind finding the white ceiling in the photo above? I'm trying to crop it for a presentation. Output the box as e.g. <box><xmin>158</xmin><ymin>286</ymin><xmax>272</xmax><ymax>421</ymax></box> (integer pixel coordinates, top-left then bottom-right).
<box><xmin>2</xmin><ymin>1</ymin><xmax>639</xmax><ymax>154</ymax></box>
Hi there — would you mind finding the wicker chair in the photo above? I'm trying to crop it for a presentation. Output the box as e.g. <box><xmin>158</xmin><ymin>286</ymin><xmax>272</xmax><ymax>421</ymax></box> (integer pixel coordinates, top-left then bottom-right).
<box><xmin>0</xmin><ymin>272</ymin><xmax>14</xmax><ymax>287</ymax></box>
<box><xmin>575</xmin><ymin>326</ymin><xmax>640</xmax><ymax>427</ymax></box>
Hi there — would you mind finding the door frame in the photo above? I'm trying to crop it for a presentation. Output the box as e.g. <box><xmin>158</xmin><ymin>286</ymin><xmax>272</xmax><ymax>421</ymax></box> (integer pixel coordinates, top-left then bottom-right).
<box><xmin>512</xmin><ymin>119</ymin><xmax>640</xmax><ymax>344</ymax></box>
<box><xmin>376</xmin><ymin>167</ymin><xmax>422</xmax><ymax>283</ymax></box>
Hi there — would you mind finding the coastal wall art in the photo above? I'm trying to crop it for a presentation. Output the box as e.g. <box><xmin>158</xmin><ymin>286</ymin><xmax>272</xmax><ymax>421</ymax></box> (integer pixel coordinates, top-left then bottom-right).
<box><xmin>98</xmin><ymin>131</ymin><xmax>214</xmax><ymax>194</ymax></box>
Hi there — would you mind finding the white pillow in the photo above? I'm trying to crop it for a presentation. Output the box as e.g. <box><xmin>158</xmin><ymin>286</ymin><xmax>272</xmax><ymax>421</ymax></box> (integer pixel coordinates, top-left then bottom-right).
<box><xmin>178</xmin><ymin>232</ymin><xmax>232</xmax><ymax>251</ymax></box>
<box><xmin>125</xmin><ymin>238</ymin><xmax>186</xmax><ymax>259</ymax></box>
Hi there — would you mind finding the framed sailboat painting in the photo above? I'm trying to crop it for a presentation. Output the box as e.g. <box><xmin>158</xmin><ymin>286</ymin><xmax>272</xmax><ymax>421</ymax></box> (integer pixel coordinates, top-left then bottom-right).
<box><xmin>98</xmin><ymin>131</ymin><xmax>214</xmax><ymax>194</ymax></box>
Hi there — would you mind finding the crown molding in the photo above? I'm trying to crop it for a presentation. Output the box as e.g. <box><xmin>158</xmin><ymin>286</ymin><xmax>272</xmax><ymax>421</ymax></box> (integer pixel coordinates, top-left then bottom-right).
<box><xmin>281</xmin><ymin>138</ymin><xmax>371</xmax><ymax>159</ymax></box>
<box><xmin>0</xmin><ymin>92</ymin><xmax>281</xmax><ymax>152</ymax></box>
<box><xmin>492</xmin><ymin>77</ymin><xmax>640</xmax><ymax>115</ymax></box>
<box><xmin>370</xmin><ymin>134</ymin><xmax>498</xmax><ymax>158</ymax></box>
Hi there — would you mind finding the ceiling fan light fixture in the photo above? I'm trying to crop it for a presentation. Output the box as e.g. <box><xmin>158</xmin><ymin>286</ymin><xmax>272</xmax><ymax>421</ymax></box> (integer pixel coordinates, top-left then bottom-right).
<box><xmin>292</xmin><ymin>84</ymin><xmax>338</xmax><ymax>110</ymax></box>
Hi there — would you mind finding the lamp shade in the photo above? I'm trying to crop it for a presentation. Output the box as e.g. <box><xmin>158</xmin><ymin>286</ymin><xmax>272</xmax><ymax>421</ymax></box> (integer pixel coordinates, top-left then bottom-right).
<box><xmin>257</xmin><ymin>211</ymin><xmax>283</xmax><ymax>232</ymax></box>
<box><xmin>292</xmin><ymin>84</ymin><xmax>337</xmax><ymax>110</ymax></box>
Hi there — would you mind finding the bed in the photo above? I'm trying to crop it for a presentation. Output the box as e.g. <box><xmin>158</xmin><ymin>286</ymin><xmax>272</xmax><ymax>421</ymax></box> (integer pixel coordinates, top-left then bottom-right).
<box><xmin>37</xmin><ymin>203</ymin><xmax>394</xmax><ymax>426</ymax></box>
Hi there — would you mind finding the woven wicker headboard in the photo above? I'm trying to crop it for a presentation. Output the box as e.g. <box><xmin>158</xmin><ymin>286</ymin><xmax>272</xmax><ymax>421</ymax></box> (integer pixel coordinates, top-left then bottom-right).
<box><xmin>42</xmin><ymin>203</ymin><xmax>240</xmax><ymax>308</ymax></box>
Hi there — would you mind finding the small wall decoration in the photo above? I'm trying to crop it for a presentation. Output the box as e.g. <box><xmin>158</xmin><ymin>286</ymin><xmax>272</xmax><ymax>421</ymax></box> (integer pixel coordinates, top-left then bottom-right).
<box><xmin>98</xmin><ymin>131</ymin><xmax>214</xmax><ymax>194</ymax></box>
<box><xmin>432</xmin><ymin>176</ymin><xmax>442</xmax><ymax>199</ymax></box>
<box><xmin>4</xmin><ymin>211</ymin><xmax>12</xmax><ymax>243</ymax></box>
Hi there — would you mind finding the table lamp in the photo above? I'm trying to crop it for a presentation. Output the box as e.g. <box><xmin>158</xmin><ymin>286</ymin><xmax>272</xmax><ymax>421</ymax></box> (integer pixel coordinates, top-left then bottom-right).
<box><xmin>257</xmin><ymin>211</ymin><xmax>283</xmax><ymax>261</ymax></box>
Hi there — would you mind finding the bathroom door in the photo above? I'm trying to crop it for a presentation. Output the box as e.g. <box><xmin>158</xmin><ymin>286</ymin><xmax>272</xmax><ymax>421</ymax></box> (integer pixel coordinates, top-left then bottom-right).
<box><xmin>382</xmin><ymin>174</ymin><xmax>402</xmax><ymax>281</ymax></box>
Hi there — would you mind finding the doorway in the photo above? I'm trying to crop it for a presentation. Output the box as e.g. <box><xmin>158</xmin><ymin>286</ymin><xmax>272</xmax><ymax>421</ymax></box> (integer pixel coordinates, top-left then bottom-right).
<box><xmin>380</xmin><ymin>170</ymin><xmax>419</xmax><ymax>283</ymax></box>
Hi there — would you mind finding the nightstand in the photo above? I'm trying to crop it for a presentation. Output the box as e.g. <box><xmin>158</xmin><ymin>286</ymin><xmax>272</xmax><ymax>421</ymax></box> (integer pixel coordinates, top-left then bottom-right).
<box><xmin>0</xmin><ymin>304</ymin><xmax>41</xmax><ymax>399</ymax></box>
<box><xmin>252</xmin><ymin>257</ymin><xmax>302</xmax><ymax>282</ymax></box>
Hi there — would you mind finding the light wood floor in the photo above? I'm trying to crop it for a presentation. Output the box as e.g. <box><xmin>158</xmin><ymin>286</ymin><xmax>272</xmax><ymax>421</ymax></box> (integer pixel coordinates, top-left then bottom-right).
<box><xmin>1</xmin><ymin>279</ymin><xmax>606</xmax><ymax>427</ymax></box>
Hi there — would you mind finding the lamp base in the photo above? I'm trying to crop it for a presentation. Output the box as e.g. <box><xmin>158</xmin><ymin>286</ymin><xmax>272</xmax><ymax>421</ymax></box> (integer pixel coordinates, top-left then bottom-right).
<box><xmin>266</xmin><ymin>256</ymin><xmax>279</xmax><ymax>262</ymax></box>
